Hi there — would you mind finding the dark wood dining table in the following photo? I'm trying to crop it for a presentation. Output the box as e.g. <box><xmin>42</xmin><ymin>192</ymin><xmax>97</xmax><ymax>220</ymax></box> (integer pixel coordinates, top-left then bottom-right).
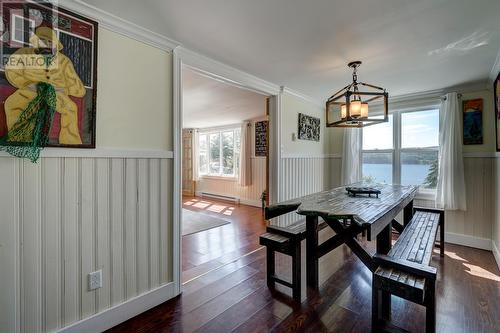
<box><xmin>268</xmin><ymin>183</ymin><xmax>417</xmax><ymax>314</ymax></box>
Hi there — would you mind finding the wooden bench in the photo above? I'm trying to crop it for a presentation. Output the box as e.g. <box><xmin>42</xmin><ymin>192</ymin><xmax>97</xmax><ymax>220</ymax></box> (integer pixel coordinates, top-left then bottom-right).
<box><xmin>259</xmin><ymin>204</ymin><xmax>328</xmax><ymax>301</ymax></box>
<box><xmin>372</xmin><ymin>208</ymin><xmax>445</xmax><ymax>333</ymax></box>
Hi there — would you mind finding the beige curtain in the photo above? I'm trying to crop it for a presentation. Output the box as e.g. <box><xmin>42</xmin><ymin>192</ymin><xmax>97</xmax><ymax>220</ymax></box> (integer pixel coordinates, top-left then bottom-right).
<box><xmin>192</xmin><ymin>129</ymin><xmax>200</xmax><ymax>182</ymax></box>
<box><xmin>239</xmin><ymin>121</ymin><xmax>252</xmax><ymax>186</ymax></box>
<box><xmin>341</xmin><ymin>128</ymin><xmax>362</xmax><ymax>185</ymax></box>
<box><xmin>436</xmin><ymin>92</ymin><xmax>466</xmax><ymax>210</ymax></box>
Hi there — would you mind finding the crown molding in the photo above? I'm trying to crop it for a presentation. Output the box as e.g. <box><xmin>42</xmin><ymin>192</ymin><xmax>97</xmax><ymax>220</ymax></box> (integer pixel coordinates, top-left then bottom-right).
<box><xmin>58</xmin><ymin>0</ymin><xmax>180</xmax><ymax>51</ymax></box>
<box><xmin>282</xmin><ymin>87</ymin><xmax>323</xmax><ymax>109</ymax></box>
<box><xmin>175</xmin><ymin>46</ymin><xmax>280</xmax><ymax>96</ymax></box>
<box><xmin>388</xmin><ymin>80</ymin><xmax>491</xmax><ymax>104</ymax></box>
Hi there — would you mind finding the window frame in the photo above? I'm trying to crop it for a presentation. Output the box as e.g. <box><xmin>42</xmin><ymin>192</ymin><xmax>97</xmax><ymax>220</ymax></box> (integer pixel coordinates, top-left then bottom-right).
<box><xmin>361</xmin><ymin>106</ymin><xmax>440</xmax><ymax>197</ymax></box>
<box><xmin>198</xmin><ymin>127</ymin><xmax>240</xmax><ymax>179</ymax></box>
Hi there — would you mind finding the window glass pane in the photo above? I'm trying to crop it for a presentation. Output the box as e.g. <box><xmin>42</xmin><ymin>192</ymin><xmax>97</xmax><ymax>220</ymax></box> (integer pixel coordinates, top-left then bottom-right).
<box><xmin>198</xmin><ymin>134</ymin><xmax>208</xmax><ymax>174</ymax></box>
<box><xmin>362</xmin><ymin>115</ymin><xmax>393</xmax><ymax>150</ymax></box>
<box><xmin>401</xmin><ymin>151</ymin><xmax>438</xmax><ymax>189</ymax></box>
<box><xmin>221</xmin><ymin>131</ymin><xmax>234</xmax><ymax>175</ymax></box>
<box><xmin>209</xmin><ymin>133</ymin><xmax>220</xmax><ymax>174</ymax></box>
<box><xmin>362</xmin><ymin>152</ymin><xmax>393</xmax><ymax>184</ymax></box>
<box><xmin>402</xmin><ymin>110</ymin><xmax>439</xmax><ymax>148</ymax></box>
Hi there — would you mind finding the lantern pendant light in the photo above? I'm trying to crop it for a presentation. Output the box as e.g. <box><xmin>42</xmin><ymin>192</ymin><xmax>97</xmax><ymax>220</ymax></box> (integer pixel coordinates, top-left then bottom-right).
<box><xmin>326</xmin><ymin>61</ymin><xmax>388</xmax><ymax>128</ymax></box>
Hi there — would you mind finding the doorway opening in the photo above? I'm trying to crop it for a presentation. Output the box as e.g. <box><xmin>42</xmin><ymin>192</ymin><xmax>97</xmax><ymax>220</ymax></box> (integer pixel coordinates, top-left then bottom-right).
<box><xmin>180</xmin><ymin>66</ymin><xmax>271</xmax><ymax>283</ymax></box>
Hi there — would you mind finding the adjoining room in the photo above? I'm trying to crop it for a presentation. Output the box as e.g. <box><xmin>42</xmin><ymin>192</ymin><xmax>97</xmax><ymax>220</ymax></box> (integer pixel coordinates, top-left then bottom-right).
<box><xmin>181</xmin><ymin>66</ymin><xmax>269</xmax><ymax>282</ymax></box>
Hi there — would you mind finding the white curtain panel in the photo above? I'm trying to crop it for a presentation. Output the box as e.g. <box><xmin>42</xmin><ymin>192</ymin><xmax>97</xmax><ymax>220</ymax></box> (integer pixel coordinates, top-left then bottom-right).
<box><xmin>436</xmin><ymin>92</ymin><xmax>467</xmax><ymax>211</ymax></box>
<box><xmin>341</xmin><ymin>128</ymin><xmax>362</xmax><ymax>186</ymax></box>
<box><xmin>192</xmin><ymin>129</ymin><xmax>199</xmax><ymax>182</ymax></box>
<box><xmin>239</xmin><ymin>121</ymin><xmax>252</xmax><ymax>186</ymax></box>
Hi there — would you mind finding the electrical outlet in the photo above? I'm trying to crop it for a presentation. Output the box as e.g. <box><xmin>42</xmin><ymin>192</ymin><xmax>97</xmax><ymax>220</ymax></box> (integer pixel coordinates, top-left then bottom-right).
<box><xmin>88</xmin><ymin>270</ymin><xmax>102</xmax><ymax>291</ymax></box>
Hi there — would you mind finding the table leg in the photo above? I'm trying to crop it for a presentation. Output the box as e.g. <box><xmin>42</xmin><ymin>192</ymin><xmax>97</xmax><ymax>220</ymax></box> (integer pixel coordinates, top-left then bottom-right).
<box><xmin>306</xmin><ymin>215</ymin><xmax>319</xmax><ymax>291</ymax></box>
<box><xmin>403</xmin><ymin>200</ymin><xmax>414</xmax><ymax>227</ymax></box>
<box><xmin>376</xmin><ymin>224</ymin><xmax>392</xmax><ymax>320</ymax></box>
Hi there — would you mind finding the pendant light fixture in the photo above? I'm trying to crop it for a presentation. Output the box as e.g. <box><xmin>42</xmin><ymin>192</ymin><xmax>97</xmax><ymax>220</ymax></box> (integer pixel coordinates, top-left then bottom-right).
<box><xmin>326</xmin><ymin>61</ymin><xmax>388</xmax><ymax>128</ymax></box>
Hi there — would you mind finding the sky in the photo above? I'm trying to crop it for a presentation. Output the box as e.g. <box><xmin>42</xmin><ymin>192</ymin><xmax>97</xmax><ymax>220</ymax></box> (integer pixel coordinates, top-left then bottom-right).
<box><xmin>363</xmin><ymin>110</ymin><xmax>439</xmax><ymax>150</ymax></box>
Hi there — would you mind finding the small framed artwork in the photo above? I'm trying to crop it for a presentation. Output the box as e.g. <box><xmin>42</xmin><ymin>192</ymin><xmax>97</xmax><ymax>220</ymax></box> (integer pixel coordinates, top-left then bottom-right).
<box><xmin>463</xmin><ymin>98</ymin><xmax>483</xmax><ymax>145</ymax></box>
<box><xmin>495</xmin><ymin>72</ymin><xmax>500</xmax><ymax>151</ymax></box>
<box><xmin>254</xmin><ymin>120</ymin><xmax>268</xmax><ymax>157</ymax></box>
<box><xmin>298</xmin><ymin>113</ymin><xmax>320</xmax><ymax>142</ymax></box>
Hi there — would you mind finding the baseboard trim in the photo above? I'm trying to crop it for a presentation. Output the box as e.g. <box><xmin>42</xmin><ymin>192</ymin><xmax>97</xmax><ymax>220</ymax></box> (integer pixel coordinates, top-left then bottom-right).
<box><xmin>240</xmin><ymin>198</ymin><xmax>262</xmax><ymax>208</ymax></box>
<box><xmin>445</xmin><ymin>232</ymin><xmax>492</xmax><ymax>251</ymax></box>
<box><xmin>194</xmin><ymin>191</ymin><xmax>262</xmax><ymax>208</ymax></box>
<box><xmin>57</xmin><ymin>282</ymin><xmax>176</xmax><ymax>333</ymax></box>
<box><xmin>493</xmin><ymin>241</ymin><xmax>500</xmax><ymax>271</ymax></box>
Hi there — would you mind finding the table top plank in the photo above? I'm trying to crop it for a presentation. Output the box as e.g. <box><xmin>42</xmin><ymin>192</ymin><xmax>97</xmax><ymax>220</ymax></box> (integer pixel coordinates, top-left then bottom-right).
<box><xmin>268</xmin><ymin>183</ymin><xmax>417</xmax><ymax>240</ymax></box>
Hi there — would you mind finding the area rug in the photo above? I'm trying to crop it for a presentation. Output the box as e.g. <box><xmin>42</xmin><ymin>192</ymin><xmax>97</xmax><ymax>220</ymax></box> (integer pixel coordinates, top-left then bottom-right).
<box><xmin>182</xmin><ymin>209</ymin><xmax>230</xmax><ymax>236</ymax></box>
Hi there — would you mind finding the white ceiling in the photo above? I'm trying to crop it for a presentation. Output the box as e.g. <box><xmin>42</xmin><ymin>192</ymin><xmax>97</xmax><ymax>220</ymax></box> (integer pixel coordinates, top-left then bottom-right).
<box><xmin>83</xmin><ymin>0</ymin><xmax>500</xmax><ymax>101</ymax></box>
<box><xmin>182</xmin><ymin>67</ymin><xmax>267</xmax><ymax>128</ymax></box>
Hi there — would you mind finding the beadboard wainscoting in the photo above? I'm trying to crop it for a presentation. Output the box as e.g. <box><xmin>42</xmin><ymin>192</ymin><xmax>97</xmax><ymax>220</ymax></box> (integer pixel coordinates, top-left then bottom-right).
<box><xmin>0</xmin><ymin>156</ymin><xmax>173</xmax><ymax>333</ymax></box>
<box><xmin>414</xmin><ymin>156</ymin><xmax>495</xmax><ymax>250</ymax></box>
<box><xmin>277</xmin><ymin>156</ymin><xmax>342</xmax><ymax>225</ymax></box>
<box><xmin>195</xmin><ymin>157</ymin><xmax>266</xmax><ymax>207</ymax></box>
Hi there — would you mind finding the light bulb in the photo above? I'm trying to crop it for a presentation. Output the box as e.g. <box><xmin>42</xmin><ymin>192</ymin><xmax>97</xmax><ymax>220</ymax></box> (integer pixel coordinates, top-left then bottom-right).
<box><xmin>350</xmin><ymin>100</ymin><xmax>361</xmax><ymax>117</ymax></box>
<box><xmin>341</xmin><ymin>104</ymin><xmax>347</xmax><ymax>119</ymax></box>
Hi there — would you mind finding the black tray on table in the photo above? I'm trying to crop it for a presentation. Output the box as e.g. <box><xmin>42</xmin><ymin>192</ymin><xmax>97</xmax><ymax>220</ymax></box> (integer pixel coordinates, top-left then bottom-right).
<box><xmin>345</xmin><ymin>187</ymin><xmax>381</xmax><ymax>198</ymax></box>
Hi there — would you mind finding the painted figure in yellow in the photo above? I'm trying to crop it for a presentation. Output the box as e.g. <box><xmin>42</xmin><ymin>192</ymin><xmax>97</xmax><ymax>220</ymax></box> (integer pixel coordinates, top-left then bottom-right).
<box><xmin>4</xmin><ymin>26</ymin><xmax>86</xmax><ymax>144</ymax></box>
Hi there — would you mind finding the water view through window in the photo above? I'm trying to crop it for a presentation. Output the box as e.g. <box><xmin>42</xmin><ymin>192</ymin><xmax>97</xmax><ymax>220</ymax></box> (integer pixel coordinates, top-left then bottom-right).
<box><xmin>362</xmin><ymin>110</ymin><xmax>439</xmax><ymax>189</ymax></box>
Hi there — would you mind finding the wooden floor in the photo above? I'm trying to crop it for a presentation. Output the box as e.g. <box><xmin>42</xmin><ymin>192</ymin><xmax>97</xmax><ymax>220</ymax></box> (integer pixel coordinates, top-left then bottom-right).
<box><xmin>181</xmin><ymin>196</ymin><xmax>266</xmax><ymax>283</ymax></box>
<box><xmin>108</xmin><ymin>200</ymin><xmax>500</xmax><ymax>332</ymax></box>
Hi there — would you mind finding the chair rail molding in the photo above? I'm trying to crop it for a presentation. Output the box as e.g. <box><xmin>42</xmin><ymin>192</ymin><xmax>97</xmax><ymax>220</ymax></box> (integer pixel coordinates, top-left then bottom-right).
<box><xmin>0</xmin><ymin>148</ymin><xmax>174</xmax><ymax>159</ymax></box>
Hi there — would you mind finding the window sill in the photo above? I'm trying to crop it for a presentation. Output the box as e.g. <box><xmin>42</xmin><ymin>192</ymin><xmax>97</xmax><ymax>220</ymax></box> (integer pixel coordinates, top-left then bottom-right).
<box><xmin>414</xmin><ymin>189</ymin><xmax>436</xmax><ymax>201</ymax></box>
<box><xmin>199</xmin><ymin>175</ymin><xmax>238</xmax><ymax>182</ymax></box>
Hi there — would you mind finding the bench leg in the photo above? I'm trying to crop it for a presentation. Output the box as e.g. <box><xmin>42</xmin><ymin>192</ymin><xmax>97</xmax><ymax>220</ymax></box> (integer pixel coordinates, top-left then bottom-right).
<box><xmin>266</xmin><ymin>247</ymin><xmax>275</xmax><ymax>289</ymax></box>
<box><xmin>291</xmin><ymin>241</ymin><xmax>301</xmax><ymax>302</ymax></box>
<box><xmin>372</xmin><ymin>279</ymin><xmax>380</xmax><ymax>332</ymax></box>
<box><xmin>439</xmin><ymin>211</ymin><xmax>445</xmax><ymax>257</ymax></box>
<box><xmin>376</xmin><ymin>224</ymin><xmax>392</xmax><ymax>320</ymax></box>
<box><xmin>306</xmin><ymin>216</ymin><xmax>319</xmax><ymax>291</ymax></box>
<box><xmin>425</xmin><ymin>280</ymin><xmax>436</xmax><ymax>333</ymax></box>
<box><xmin>403</xmin><ymin>200</ymin><xmax>414</xmax><ymax>227</ymax></box>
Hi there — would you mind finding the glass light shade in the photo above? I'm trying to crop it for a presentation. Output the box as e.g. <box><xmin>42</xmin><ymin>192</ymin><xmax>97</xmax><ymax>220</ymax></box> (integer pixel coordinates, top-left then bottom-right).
<box><xmin>350</xmin><ymin>100</ymin><xmax>361</xmax><ymax>117</ymax></box>
<box><xmin>361</xmin><ymin>102</ymin><xmax>369</xmax><ymax>118</ymax></box>
<box><xmin>341</xmin><ymin>104</ymin><xmax>347</xmax><ymax>119</ymax></box>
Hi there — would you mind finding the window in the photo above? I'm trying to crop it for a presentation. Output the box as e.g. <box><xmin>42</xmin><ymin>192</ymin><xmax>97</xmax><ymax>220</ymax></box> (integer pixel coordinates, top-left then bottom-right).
<box><xmin>11</xmin><ymin>14</ymin><xmax>36</xmax><ymax>45</ymax></box>
<box><xmin>362</xmin><ymin>109</ymin><xmax>439</xmax><ymax>190</ymax></box>
<box><xmin>199</xmin><ymin>128</ymin><xmax>240</xmax><ymax>177</ymax></box>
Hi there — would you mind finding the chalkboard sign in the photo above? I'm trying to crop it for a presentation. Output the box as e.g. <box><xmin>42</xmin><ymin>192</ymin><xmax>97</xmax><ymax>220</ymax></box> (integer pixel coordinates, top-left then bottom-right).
<box><xmin>255</xmin><ymin>121</ymin><xmax>268</xmax><ymax>157</ymax></box>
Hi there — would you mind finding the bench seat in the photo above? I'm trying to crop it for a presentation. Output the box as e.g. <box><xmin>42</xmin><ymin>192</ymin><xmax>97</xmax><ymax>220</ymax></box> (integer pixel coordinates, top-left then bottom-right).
<box><xmin>372</xmin><ymin>208</ymin><xmax>444</xmax><ymax>333</ymax></box>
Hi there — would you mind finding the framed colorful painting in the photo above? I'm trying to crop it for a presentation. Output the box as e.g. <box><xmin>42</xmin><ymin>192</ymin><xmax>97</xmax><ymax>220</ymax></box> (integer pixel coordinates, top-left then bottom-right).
<box><xmin>462</xmin><ymin>99</ymin><xmax>483</xmax><ymax>145</ymax></box>
<box><xmin>495</xmin><ymin>72</ymin><xmax>500</xmax><ymax>151</ymax></box>
<box><xmin>0</xmin><ymin>1</ymin><xmax>98</xmax><ymax>151</ymax></box>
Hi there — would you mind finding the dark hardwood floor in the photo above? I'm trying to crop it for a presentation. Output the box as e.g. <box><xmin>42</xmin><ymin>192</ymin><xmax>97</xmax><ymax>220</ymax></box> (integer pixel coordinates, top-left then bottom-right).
<box><xmin>181</xmin><ymin>196</ymin><xmax>267</xmax><ymax>283</ymax></box>
<box><xmin>108</xmin><ymin>199</ymin><xmax>500</xmax><ymax>332</ymax></box>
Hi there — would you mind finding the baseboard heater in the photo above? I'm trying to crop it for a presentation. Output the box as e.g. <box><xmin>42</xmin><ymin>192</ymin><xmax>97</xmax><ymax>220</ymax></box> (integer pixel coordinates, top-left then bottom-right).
<box><xmin>200</xmin><ymin>192</ymin><xmax>240</xmax><ymax>204</ymax></box>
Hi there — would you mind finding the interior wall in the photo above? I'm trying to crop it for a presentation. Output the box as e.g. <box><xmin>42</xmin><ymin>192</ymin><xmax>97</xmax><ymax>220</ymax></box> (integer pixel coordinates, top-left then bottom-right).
<box><xmin>195</xmin><ymin>120</ymin><xmax>267</xmax><ymax>207</ymax></box>
<box><xmin>96</xmin><ymin>29</ymin><xmax>172</xmax><ymax>150</ymax></box>
<box><xmin>0</xmin><ymin>27</ymin><xmax>174</xmax><ymax>333</ymax></box>
<box><xmin>494</xmin><ymin>157</ymin><xmax>500</xmax><ymax>266</ymax></box>
<box><xmin>279</xmin><ymin>92</ymin><xmax>341</xmax><ymax>221</ymax></box>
